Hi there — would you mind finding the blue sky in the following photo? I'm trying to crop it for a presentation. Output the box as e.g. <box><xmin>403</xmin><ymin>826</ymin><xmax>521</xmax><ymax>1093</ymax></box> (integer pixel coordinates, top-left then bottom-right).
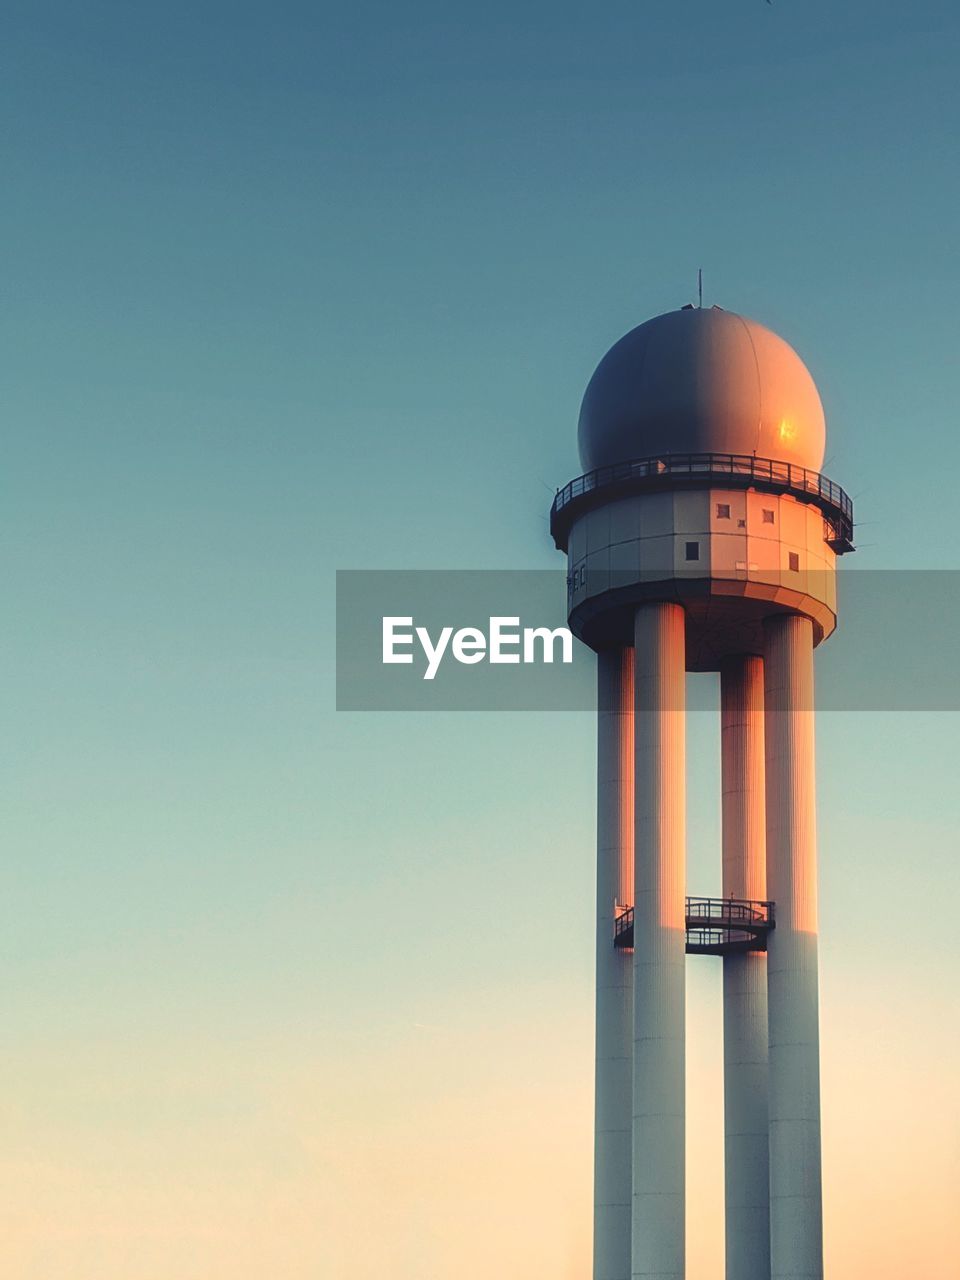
<box><xmin>1</xmin><ymin>4</ymin><xmax>959</xmax><ymax>1277</ymax></box>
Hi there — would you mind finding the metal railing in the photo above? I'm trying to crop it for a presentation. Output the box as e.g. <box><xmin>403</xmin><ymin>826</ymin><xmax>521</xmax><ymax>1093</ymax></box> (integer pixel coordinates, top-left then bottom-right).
<box><xmin>614</xmin><ymin>895</ymin><xmax>775</xmax><ymax>956</ymax></box>
<box><xmin>685</xmin><ymin>896</ymin><xmax>773</xmax><ymax>926</ymax></box>
<box><xmin>549</xmin><ymin>451</ymin><xmax>854</xmax><ymax>554</ymax></box>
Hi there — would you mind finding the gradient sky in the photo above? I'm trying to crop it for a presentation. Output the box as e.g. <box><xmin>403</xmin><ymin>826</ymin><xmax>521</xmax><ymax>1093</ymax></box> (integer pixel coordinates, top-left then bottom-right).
<box><xmin>2</xmin><ymin>3</ymin><xmax>959</xmax><ymax>1277</ymax></box>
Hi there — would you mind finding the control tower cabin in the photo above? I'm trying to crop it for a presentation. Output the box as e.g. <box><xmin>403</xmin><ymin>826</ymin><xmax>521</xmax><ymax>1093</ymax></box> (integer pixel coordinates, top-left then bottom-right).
<box><xmin>549</xmin><ymin>306</ymin><xmax>854</xmax><ymax>1280</ymax></box>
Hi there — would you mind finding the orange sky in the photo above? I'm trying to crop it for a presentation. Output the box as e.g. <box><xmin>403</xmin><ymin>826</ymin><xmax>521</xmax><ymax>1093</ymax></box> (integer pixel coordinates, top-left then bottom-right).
<box><xmin>1</xmin><ymin>959</ymin><xmax>956</xmax><ymax>1279</ymax></box>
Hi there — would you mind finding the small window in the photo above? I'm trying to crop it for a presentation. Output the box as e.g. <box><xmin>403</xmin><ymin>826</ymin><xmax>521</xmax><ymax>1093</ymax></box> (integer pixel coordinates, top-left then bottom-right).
<box><xmin>737</xmin><ymin>518</ymin><xmax>746</xmax><ymax>528</ymax></box>
<box><xmin>685</xmin><ymin>541</ymin><xmax>700</xmax><ymax>561</ymax></box>
<box><xmin>762</xmin><ymin>508</ymin><xmax>775</xmax><ymax>524</ymax></box>
<box><xmin>716</xmin><ymin>502</ymin><xmax>731</xmax><ymax>520</ymax></box>
<box><xmin>788</xmin><ymin>552</ymin><xmax>800</xmax><ymax>572</ymax></box>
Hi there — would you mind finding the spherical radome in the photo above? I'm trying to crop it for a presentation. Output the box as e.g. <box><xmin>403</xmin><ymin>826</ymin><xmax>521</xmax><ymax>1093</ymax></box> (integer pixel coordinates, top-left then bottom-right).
<box><xmin>577</xmin><ymin>307</ymin><xmax>826</xmax><ymax>474</ymax></box>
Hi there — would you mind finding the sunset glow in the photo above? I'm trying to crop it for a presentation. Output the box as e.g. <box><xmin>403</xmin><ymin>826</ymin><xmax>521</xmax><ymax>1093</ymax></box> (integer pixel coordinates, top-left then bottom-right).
<box><xmin>4</xmin><ymin>1</ymin><xmax>958</xmax><ymax>1277</ymax></box>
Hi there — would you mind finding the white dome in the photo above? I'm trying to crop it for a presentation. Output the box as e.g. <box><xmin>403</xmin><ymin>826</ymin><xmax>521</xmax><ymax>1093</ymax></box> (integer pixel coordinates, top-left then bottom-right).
<box><xmin>578</xmin><ymin>307</ymin><xmax>826</xmax><ymax>473</ymax></box>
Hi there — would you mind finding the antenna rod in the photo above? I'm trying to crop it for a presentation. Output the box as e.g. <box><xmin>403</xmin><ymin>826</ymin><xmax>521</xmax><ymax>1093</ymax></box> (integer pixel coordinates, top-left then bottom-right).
<box><xmin>698</xmin><ymin>268</ymin><xmax>703</xmax><ymax>308</ymax></box>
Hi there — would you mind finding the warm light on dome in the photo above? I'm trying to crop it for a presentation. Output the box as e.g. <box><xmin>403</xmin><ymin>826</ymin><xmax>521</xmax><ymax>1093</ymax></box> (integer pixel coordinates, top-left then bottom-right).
<box><xmin>577</xmin><ymin>307</ymin><xmax>826</xmax><ymax>474</ymax></box>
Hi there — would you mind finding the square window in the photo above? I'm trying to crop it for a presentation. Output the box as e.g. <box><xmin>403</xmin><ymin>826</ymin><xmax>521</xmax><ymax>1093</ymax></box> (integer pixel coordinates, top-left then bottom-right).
<box><xmin>789</xmin><ymin>552</ymin><xmax>800</xmax><ymax>572</ymax></box>
<box><xmin>737</xmin><ymin>518</ymin><xmax>746</xmax><ymax>528</ymax></box>
<box><xmin>685</xmin><ymin>541</ymin><xmax>700</xmax><ymax>561</ymax></box>
<box><xmin>762</xmin><ymin>509</ymin><xmax>775</xmax><ymax>524</ymax></box>
<box><xmin>716</xmin><ymin>502</ymin><xmax>731</xmax><ymax>519</ymax></box>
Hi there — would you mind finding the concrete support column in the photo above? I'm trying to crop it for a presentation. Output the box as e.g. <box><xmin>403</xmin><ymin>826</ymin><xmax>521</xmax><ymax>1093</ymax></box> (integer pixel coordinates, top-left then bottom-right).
<box><xmin>595</xmin><ymin>648</ymin><xmax>635</xmax><ymax>1280</ymax></box>
<box><xmin>763</xmin><ymin>615</ymin><xmax>823</xmax><ymax>1280</ymax></box>
<box><xmin>720</xmin><ymin>655</ymin><xmax>770</xmax><ymax>1280</ymax></box>
<box><xmin>632</xmin><ymin>602</ymin><xmax>686</xmax><ymax>1280</ymax></box>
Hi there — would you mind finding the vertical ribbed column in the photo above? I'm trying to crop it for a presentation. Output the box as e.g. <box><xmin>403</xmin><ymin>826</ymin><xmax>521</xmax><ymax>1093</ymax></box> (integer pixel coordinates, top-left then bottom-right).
<box><xmin>720</xmin><ymin>655</ymin><xmax>770</xmax><ymax>1280</ymax></box>
<box><xmin>595</xmin><ymin>648</ymin><xmax>635</xmax><ymax>1280</ymax></box>
<box><xmin>763</xmin><ymin>615</ymin><xmax>823</xmax><ymax>1280</ymax></box>
<box><xmin>632</xmin><ymin>602</ymin><xmax>686</xmax><ymax>1280</ymax></box>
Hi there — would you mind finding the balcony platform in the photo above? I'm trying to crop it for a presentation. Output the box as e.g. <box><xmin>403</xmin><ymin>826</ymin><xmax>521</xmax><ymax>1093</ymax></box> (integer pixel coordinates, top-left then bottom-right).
<box><xmin>613</xmin><ymin>895</ymin><xmax>775</xmax><ymax>956</ymax></box>
<box><xmin>550</xmin><ymin>451</ymin><xmax>854</xmax><ymax>554</ymax></box>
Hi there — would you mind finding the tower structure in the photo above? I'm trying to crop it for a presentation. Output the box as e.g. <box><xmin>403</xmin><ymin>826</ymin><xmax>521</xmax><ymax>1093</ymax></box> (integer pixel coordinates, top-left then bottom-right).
<box><xmin>549</xmin><ymin>306</ymin><xmax>854</xmax><ymax>1280</ymax></box>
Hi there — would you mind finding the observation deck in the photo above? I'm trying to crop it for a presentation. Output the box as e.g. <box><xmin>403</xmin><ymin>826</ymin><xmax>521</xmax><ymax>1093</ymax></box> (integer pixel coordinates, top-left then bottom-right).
<box><xmin>613</xmin><ymin>896</ymin><xmax>775</xmax><ymax>957</ymax></box>
<box><xmin>550</xmin><ymin>452</ymin><xmax>854</xmax><ymax>555</ymax></box>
